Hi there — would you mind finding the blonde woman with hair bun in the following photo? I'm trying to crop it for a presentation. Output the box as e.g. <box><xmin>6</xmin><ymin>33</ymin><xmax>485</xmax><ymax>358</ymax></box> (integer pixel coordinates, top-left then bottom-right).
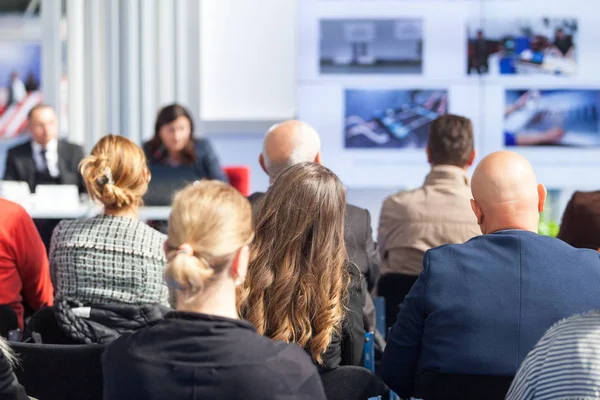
<box><xmin>26</xmin><ymin>135</ymin><xmax>169</xmax><ymax>345</ymax></box>
<box><xmin>102</xmin><ymin>181</ymin><xmax>327</xmax><ymax>400</ymax></box>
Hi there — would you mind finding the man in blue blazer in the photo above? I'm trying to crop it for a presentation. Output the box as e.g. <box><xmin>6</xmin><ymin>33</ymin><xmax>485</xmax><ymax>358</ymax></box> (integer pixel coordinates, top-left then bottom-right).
<box><xmin>381</xmin><ymin>151</ymin><xmax>600</xmax><ymax>398</ymax></box>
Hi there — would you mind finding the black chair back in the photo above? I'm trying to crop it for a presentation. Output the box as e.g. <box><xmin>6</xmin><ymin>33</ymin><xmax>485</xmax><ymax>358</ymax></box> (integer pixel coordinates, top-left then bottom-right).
<box><xmin>320</xmin><ymin>366</ymin><xmax>387</xmax><ymax>400</ymax></box>
<box><xmin>415</xmin><ymin>371</ymin><xmax>514</xmax><ymax>400</ymax></box>
<box><xmin>10</xmin><ymin>342</ymin><xmax>105</xmax><ymax>400</ymax></box>
<box><xmin>0</xmin><ymin>305</ymin><xmax>18</xmax><ymax>338</ymax></box>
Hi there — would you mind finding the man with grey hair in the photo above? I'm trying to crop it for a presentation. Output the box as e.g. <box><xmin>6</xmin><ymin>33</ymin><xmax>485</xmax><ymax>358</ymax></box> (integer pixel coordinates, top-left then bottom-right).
<box><xmin>249</xmin><ymin>120</ymin><xmax>380</xmax><ymax>332</ymax></box>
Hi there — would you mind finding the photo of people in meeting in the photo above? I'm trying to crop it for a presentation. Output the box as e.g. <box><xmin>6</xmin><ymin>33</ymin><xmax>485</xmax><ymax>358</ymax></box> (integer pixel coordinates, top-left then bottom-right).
<box><xmin>0</xmin><ymin>42</ymin><xmax>42</xmax><ymax>139</ymax></box>
<box><xmin>467</xmin><ymin>18</ymin><xmax>577</xmax><ymax>76</ymax></box>
<box><xmin>504</xmin><ymin>89</ymin><xmax>600</xmax><ymax>147</ymax></box>
<box><xmin>344</xmin><ymin>89</ymin><xmax>448</xmax><ymax>149</ymax></box>
<box><xmin>320</xmin><ymin>18</ymin><xmax>423</xmax><ymax>74</ymax></box>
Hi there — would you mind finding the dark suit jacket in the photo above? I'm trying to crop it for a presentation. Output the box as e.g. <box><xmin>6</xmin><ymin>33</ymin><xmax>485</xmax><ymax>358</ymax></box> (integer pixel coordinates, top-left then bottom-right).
<box><xmin>4</xmin><ymin>139</ymin><xmax>85</xmax><ymax>193</ymax></box>
<box><xmin>143</xmin><ymin>138</ymin><xmax>228</xmax><ymax>182</ymax></box>
<box><xmin>557</xmin><ymin>190</ymin><xmax>600</xmax><ymax>250</ymax></box>
<box><xmin>381</xmin><ymin>230</ymin><xmax>600</xmax><ymax>398</ymax></box>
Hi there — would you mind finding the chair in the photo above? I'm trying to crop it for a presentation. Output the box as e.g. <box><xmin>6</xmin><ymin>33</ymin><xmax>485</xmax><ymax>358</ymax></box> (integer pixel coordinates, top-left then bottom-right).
<box><xmin>414</xmin><ymin>371</ymin><xmax>514</xmax><ymax>400</ymax></box>
<box><xmin>10</xmin><ymin>342</ymin><xmax>105</xmax><ymax>400</ymax></box>
<box><xmin>320</xmin><ymin>366</ymin><xmax>387</xmax><ymax>400</ymax></box>
<box><xmin>223</xmin><ymin>166</ymin><xmax>250</xmax><ymax>196</ymax></box>
<box><xmin>0</xmin><ymin>305</ymin><xmax>18</xmax><ymax>338</ymax></box>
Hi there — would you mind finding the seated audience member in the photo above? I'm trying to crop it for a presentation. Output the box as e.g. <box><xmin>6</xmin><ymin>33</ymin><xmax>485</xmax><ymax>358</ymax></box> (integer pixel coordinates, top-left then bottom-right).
<box><xmin>381</xmin><ymin>151</ymin><xmax>600</xmax><ymax>398</ymax></box>
<box><xmin>0</xmin><ymin>198</ymin><xmax>53</xmax><ymax>331</ymax></box>
<box><xmin>4</xmin><ymin>104</ymin><xmax>86</xmax><ymax>251</ymax></box>
<box><xmin>103</xmin><ymin>181</ymin><xmax>327</xmax><ymax>400</ymax></box>
<box><xmin>0</xmin><ymin>337</ymin><xmax>29</xmax><ymax>400</ymax></box>
<box><xmin>248</xmin><ymin>120</ymin><xmax>379</xmax><ymax>332</ymax></box>
<box><xmin>506</xmin><ymin>309</ymin><xmax>600</xmax><ymax>400</ymax></box>
<box><xmin>240</xmin><ymin>162</ymin><xmax>365</xmax><ymax>370</ymax></box>
<box><xmin>144</xmin><ymin>104</ymin><xmax>227</xmax><ymax>184</ymax></box>
<box><xmin>32</xmin><ymin>135</ymin><xmax>169</xmax><ymax>344</ymax></box>
<box><xmin>377</xmin><ymin>114</ymin><xmax>480</xmax><ymax>330</ymax></box>
<box><xmin>557</xmin><ymin>190</ymin><xmax>600</xmax><ymax>250</ymax></box>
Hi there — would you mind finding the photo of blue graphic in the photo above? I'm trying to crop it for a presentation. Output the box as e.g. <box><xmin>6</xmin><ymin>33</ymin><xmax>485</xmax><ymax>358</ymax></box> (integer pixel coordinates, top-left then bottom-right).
<box><xmin>321</xmin><ymin>19</ymin><xmax>423</xmax><ymax>74</ymax></box>
<box><xmin>504</xmin><ymin>90</ymin><xmax>600</xmax><ymax>147</ymax></box>
<box><xmin>345</xmin><ymin>89</ymin><xmax>448</xmax><ymax>149</ymax></box>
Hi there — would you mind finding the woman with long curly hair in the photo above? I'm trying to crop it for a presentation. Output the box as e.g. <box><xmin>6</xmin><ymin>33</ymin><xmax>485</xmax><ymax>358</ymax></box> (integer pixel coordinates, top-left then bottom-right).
<box><xmin>238</xmin><ymin>162</ymin><xmax>365</xmax><ymax>370</ymax></box>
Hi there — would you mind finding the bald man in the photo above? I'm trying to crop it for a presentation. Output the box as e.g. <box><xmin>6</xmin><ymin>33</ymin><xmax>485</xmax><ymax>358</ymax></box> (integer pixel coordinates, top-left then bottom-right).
<box><xmin>249</xmin><ymin>120</ymin><xmax>380</xmax><ymax>330</ymax></box>
<box><xmin>381</xmin><ymin>152</ymin><xmax>600</xmax><ymax>399</ymax></box>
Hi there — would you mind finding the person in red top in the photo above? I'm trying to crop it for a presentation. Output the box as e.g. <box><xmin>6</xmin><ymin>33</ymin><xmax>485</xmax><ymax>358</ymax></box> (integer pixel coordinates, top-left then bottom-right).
<box><xmin>0</xmin><ymin>198</ymin><xmax>53</xmax><ymax>330</ymax></box>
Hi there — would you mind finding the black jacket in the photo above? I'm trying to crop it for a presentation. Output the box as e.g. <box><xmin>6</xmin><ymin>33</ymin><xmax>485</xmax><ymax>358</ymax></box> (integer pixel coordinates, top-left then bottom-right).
<box><xmin>320</xmin><ymin>263</ymin><xmax>366</xmax><ymax>371</ymax></box>
<box><xmin>25</xmin><ymin>301</ymin><xmax>169</xmax><ymax>345</ymax></box>
<box><xmin>143</xmin><ymin>138</ymin><xmax>228</xmax><ymax>182</ymax></box>
<box><xmin>4</xmin><ymin>139</ymin><xmax>85</xmax><ymax>193</ymax></box>
<box><xmin>103</xmin><ymin>312</ymin><xmax>327</xmax><ymax>400</ymax></box>
<box><xmin>0</xmin><ymin>347</ymin><xmax>27</xmax><ymax>400</ymax></box>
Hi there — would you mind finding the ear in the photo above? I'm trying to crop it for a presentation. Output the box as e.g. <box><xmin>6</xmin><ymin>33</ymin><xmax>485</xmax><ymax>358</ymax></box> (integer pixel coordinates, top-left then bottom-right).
<box><xmin>470</xmin><ymin>199</ymin><xmax>483</xmax><ymax>225</ymax></box>
<box><xmin>259</xmin><ymin>154</ymin><xmax>268</xmax><ymax>175</ymax></box>
<box><xmin>426</xmin><ymin>147</ymin><xmax>432</xmax><ymax>164</ymax></box>
<box><xmin>466</xmin><ymin>150</ymin><xmax>476</xmax><ymax>168</ymax></box>
<box><xmin>314</xmin><ymin>152</ymin><xmax>323</xmax><ymax>165</ymax></box>
<box><xmin>230</xmin><ymin>245</ymin><xmax>250</xmax><ymax>282</ymax></box>
<box><xmin>537</xmin><ymin>184</ymin><xmax>547</xmax><ymax>213</ymax></box>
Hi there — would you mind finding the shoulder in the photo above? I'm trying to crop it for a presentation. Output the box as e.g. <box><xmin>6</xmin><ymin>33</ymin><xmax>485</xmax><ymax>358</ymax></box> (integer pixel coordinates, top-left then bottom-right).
<box><xmin>381</xmin><ymin>188</ymin><xmax>422</xmax><ymax>214</ymax></box>
<box><xmin>0</xmin><ymin>198</ymin><xmax>30</xmax><ymax>228</ymax></box>
<box><xmin>264</xmin><ymin>342</ymin><xmax>321</xmax><ymax>389</ymax></box>
<box><xmin>6</xmin><ymin>140</ymin><xmax>31</xmax><ymax>156</ymax></box>
<box><xmin>346</xmin><ymin>203</ymin><xmax>368</xmax><ymax>220</ymax></box>
<box><xmin>58</xmin><ymin>140</ymin><xmax>84</xmax><ymax>153</ymax></box>
<box><xmin>194</xmin><ymin>138</ymin><xmax>214</xmax><ymax>153</ymax></box>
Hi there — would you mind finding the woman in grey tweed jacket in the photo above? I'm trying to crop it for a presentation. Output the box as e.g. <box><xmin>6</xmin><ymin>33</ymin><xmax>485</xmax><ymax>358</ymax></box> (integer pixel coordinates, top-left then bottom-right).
<box><xmin>44</xmin><ymin>135</ymin><xmax>169</xmax><ymax>344</ymax></box>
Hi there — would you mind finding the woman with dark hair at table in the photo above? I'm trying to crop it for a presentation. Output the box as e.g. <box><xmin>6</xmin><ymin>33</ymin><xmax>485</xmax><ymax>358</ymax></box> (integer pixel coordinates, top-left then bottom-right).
<box><xmin>143</xmin><ymin>104</ymin><xmax>227</xmax><ymax>182</ymax></box>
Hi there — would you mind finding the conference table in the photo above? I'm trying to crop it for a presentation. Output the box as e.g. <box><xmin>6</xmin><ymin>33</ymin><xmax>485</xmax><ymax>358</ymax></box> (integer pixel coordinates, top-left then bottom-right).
<box><xmin>25</xmin><ymin>203</ymin><xmax>173</xmax><ymax>221</ymax></box>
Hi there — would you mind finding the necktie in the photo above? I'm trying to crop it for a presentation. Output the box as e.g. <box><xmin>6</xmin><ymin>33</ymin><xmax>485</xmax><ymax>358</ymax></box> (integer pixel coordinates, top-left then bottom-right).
<box><xmin>40</xmin><ymin>148</ymin><xmax>50</xmax><ymax>175</ymax></box>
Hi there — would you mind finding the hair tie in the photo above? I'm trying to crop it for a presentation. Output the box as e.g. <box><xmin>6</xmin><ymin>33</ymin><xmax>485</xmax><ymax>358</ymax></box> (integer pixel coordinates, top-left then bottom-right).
<box><xmin>97</xmin><ymin>166</ymin><xmax>115</xmax><ymax>186</ymax></box>
<box><xmin>177</xmin><ymin>243</ymin><xmax>193</xmax><ymax>256</ymax></box>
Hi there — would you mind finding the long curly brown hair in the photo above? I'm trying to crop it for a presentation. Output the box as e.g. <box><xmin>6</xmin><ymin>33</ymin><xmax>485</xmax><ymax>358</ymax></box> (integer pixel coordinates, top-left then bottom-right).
<box><xmin>238</xmin><ymin>162</ymin><xmax>349</xmax><ymax>364</ymax></box>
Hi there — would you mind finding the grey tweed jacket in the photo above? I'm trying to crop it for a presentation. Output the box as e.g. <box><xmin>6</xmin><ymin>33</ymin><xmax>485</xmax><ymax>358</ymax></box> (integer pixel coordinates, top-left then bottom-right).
<box><xmin>49</xmin><ymin>215</ymin><xmax>169</xmax><ymax>307</ymax></box>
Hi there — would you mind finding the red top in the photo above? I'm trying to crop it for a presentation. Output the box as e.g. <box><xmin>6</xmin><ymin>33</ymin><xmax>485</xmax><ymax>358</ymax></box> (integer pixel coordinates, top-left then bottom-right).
<box><xmin>0</xmin><ymin>198</ymin><xmax>53</xmax><ymax>330</ymax></box>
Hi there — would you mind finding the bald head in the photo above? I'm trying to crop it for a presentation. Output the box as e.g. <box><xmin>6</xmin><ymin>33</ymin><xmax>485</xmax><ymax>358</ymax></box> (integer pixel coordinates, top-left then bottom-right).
<box><xmin>470</xmin><ymin>151</ymin><xmax>546</xmax><ymax>234</ymax></box>
<box><xmin>260</xmin><ymin>120</ymin><xmax>322</xmax><ymax>182</ymax></box>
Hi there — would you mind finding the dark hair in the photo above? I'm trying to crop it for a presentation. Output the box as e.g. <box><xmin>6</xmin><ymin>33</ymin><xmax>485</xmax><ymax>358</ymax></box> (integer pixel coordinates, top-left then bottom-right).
<box><xmin>427</xmin><ymin>114</ymin><xmax>474</xmax><ymax>167</ymax></box>
<box><xmin>147</xmin><ymin>104</ymin><xmax>196</xmax><ymax>165</ymax></box>
<box><xmin>27</xmin><ymin>104</ymin><xmax>54</xmax><ymax>120</ymax></box>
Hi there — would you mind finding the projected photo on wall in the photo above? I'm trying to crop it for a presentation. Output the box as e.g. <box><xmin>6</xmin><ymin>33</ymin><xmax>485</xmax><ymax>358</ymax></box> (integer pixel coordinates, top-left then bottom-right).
<box><xmin>504</xmin><ymin>90</ymin><xmax>600</xmax><ymax>147</ymax></box>
<box><xmin>468</xmin><ymin>18</ymin><xmax>577</xmax><ymax>76</ymax></box>
<box><xmin>320</xmin><ymin>19</ymin><xmax>423</xmax><ymax>74</ymax></box>
<box><xmin>344</xmin><ymin>89</ymin><xmax>448</xmax><ymax>149</ymax></box>
<box><xmin>0</xmin><ymin>42</ymin><xmax>42</xmax><ymax>139</ymax></box>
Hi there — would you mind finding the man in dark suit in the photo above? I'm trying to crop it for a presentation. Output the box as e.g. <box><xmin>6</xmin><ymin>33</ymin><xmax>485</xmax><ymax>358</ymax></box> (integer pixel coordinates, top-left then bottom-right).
<box><xmin>557</xmin><ymin>190</ymin><xmax>600</xmax><ymax>250</ymax></box>
<box><xmin>248</xmin><ymin>120</ymin><xmax>380</xmax><ymax>330</ymax></box>
<box><xmin>4</xmin><ymin>104</ymin><xmax>85</xmax><ymax>250</ymax></box>
<box><xmin>4</xmin><ymin>104</ymin><xmax>85</xmax><ymax>194</ymax></box>
<box><xmin>381</xmin><ymin>151</ymin><xmax>600</xmax><ymax>399</ymax></box>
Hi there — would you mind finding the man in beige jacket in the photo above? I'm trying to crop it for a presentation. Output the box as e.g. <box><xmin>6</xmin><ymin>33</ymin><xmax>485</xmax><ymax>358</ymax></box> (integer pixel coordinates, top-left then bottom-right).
<box><xmin>377</xmin><ymin>114</ymin><xmax>480</xmax><ymax>331</ymax></box>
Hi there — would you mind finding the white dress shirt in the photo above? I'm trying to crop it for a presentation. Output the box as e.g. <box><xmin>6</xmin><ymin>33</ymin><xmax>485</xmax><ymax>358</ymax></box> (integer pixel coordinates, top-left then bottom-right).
<box><xmin>31</xmin><ymin>139</ymin><xmax>60</xmax><ymax>178</ymax></box>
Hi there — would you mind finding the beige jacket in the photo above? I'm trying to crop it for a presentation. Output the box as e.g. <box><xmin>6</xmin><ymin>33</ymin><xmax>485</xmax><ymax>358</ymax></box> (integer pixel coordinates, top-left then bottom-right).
<box><xmin>378</xmin><ymin>165</ymin><xmax>481</xmax><ymax>276</ymax></box>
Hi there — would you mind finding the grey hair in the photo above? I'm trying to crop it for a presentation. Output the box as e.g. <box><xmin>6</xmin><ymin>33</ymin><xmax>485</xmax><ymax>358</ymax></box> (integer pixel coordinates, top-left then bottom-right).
<box><xmin>262</xmin><ymin>122</ymin><xmax>322</xmax><ymax>183</ymax></box>
<box><xmin>0</xmin><ymin>336</ymin><xmax>18</xmax><ymax>368</ymax></box>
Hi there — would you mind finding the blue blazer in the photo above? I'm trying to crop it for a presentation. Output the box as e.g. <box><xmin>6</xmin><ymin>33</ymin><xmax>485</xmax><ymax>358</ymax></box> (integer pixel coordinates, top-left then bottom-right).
<box><xmin>381</xmin><ymin>230</ymin><xmax>600</xmax><ymax>397</ymax></box>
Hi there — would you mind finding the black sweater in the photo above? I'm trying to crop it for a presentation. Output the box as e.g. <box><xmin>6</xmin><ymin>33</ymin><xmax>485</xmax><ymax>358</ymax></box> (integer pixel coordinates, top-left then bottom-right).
<box><xmin>102</xmin><ymin>312</ymin><xmax>327</xmax><ymax>400</ymax></box>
